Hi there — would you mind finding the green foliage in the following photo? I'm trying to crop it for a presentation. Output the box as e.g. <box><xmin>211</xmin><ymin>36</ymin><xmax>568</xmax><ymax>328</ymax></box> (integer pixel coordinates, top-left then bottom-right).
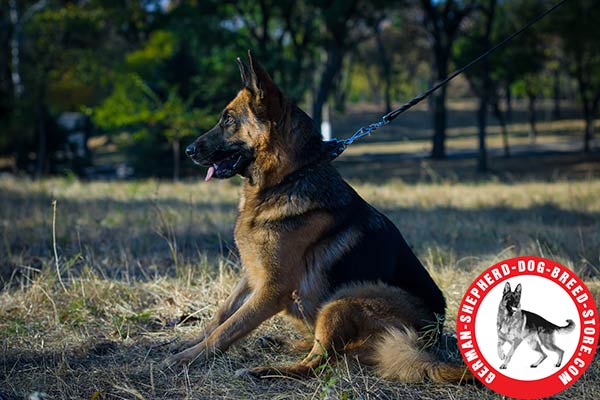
<box><xmin>1</xmin><ymin>0</ymin><xmax>597</xmax><ymax>177</ymax></box>
<box><xmin>92</xmin><ymin>18</ymin><xmax>235</xmax><ymax>177</ymax></box>
<box><xmin>550</xmin><ymin>0</ymin><xmax>600</xmax><ymax>103</ymax></box>
<box><xmin>453</xmin><ymin>1</ymin><xmax>547</xmax><ymax>93</ymax></box>
<box><xmin>126</xmin><ymin>31</ymin><xmax>178</xmax><ymax>74</ymax></box>
<box><xmin>0</xmin><ymin>1</ymin><xmax>139</xmax><ymax>172</ymax></box>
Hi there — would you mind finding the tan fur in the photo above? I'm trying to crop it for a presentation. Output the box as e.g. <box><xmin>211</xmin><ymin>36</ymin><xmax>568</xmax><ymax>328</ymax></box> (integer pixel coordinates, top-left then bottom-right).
<box><xmin>374</xmin><ymin>327</ymin><xmax>472</xmax><ymax>383</ymax></box>
<box><xmin>164</xmin><ymin>52</ymin><xmax>470</xmax><ymax>385</ymax></box>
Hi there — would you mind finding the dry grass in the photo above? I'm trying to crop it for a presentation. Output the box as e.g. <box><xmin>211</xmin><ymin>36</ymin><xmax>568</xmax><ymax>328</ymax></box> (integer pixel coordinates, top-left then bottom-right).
<box><xmin>1</xmin><ymin>173</ymin><xmax>599</xmax><ymax>399</ymax></box>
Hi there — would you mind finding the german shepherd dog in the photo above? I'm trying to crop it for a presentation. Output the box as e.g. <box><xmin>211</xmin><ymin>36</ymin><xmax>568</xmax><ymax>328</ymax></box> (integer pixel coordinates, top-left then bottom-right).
<box><xmin>162</xmin><ymin>51</ymin><xmax>470</xmax><ymax>383</ymax></box>
<box><xmin>497</xmin><ymin>282</ymin><xmax>575</xmax><ymax>369</ymax></box>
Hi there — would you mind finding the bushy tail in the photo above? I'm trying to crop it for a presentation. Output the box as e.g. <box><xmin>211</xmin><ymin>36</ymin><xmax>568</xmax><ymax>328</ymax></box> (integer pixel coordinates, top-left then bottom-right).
<box><xmin>373</xmin><ymin>327</ymin><xmax>473</xmax><ymax>384</ymax></box>
<box><xmin>558</xmin><ymin>319</ymin><xmax>576</xmax><ymax>333</ymax></box>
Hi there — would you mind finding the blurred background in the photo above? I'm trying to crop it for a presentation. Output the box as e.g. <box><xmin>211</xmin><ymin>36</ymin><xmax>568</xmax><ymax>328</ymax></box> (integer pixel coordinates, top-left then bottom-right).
<box><xmin>1</xmin><ymin>0</ymin><xmax>598</xmax><ymax>182</ymax></box>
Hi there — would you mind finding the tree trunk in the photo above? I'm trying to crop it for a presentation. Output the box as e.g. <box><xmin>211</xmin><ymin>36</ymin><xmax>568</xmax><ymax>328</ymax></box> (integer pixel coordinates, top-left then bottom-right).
<box><xmin>313</xmin><ymin>45</ymin><xmax>343</xmax><ymax>129</ymax></box>
<box><xmin>493</xmin><ymin>100</ymin><xmax>510</xmax><ymax>158</ymax></box>
<box><xmin>505</xmin><ymin>82</ymin><xmax>512</xmax><ymax>122</ymax></box>
<box><xmin>583</xmin><ymin>115</ymin><xmax>592</xmax><ymax>153</ymax></box>
<box><xmin>9</xmin><ymin>0</ymin><xmax>23</xmax><ymax>99</ymax></box>
<box><xmin>431</xmin><ymin>87</ymin><xmax>447</xmax><ymax>159</ymax></box>
<box><xmin>172</xmin><ymin>138</ymin><xmax>180</xmax><ymax>182</ymax></box>
<box><xmin>9</xmin><ymin>0</ymin><xmax>48</xmax><ymax>100</ymax></box>
<box><xmin>374</xmin><ymin>22</ymin><xmax>392</xmax><ymax>114</ymax></box>
<box><xmin>581</xmin><ymin>96</ymin><xmax>593</xmax><ymax>153</ymax></box>
<box><xmin>574</xmin><ymin>48</ymin><xmax>595</xmax><ymax>153</ymax></box>
<box><xmin>589</xmin><ymin>95</ymin><xmax>600</xmax><ymax>153</ymax></box>
<box><xmin>552</xmin><ymin>69</ymin><xmax>561</xmax><ymax>120</ymax></box>
<box><xmin>477</xmin><ymin>0</ymin><xmax>496</xmax><ymax>173</ymax></box>
<box><xmin>420</xmin><ymin>0</ymin><xmax>473</xmax><ymax>159</ymax></box>
<box><xmin>527</xmin><ymin>93</ymin><xmax>537</xmax><ymax>142</ymax></box>
<box><xmin>477</xmin><ymin>97</ymin><xmax>488</xmax><ymax>172</ymax></box>
<box><xmin>35</xmin><ymin>104</ymin><xmax>46</xmax><ymax>179</ymax></box>
<box><xmin>257</xmin><ymin>0</ymin><xmax>270</xmax><ymax>56</ymax></box>
<box><xmin>430</xmin><ymin>47</ymin><xmax>448</xmax><ymax>159</ymax></box>
<box><xmin>431</xmin><ymin>40</ymin><xmax>450</xmax><ymax>159</ymax></box>
<box><xmin>364</xmin><ymin>64</ymin><xmax>380</xmax><ymax>104</ymax></box>
<box><xmin>334</xmin><ymin>53</ymin><xmax>354</xmax><ymax>113</ymax></box>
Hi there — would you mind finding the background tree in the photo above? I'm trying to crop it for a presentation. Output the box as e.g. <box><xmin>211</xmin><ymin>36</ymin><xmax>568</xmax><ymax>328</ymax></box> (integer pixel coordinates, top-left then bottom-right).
<box><xmin>0</xmin><ymin>0</ymin><xmax>596</xmax><ymax>179</ymax></box>
<box><xmin>229</xmin><ymin>0</ymin><xmax>320</xmax><ymax>103</ymax></box>
<box><xmin>454</xmin><ymin>0</ymin><xmax>496</xmax><ymax>172</ymax></box>
<box><xmin>310</xmin><ymin>0</ymin><xmax>398</xmax><ymax>128</ymax></box>
<box><xmin>1</xmin><ymin>0</ymin><xmax>151</xmax><ymax>176</ymax></box>
<box><xmin>356</xmin><ymin>8</ymin><xmax>429</xmax><ymax>114</ymax></box>
<box><xmin>552</xmin><ymin>0</ymin><xmax>600</xmax><ymax>152</ymax></box>
<box><xmin>92</xmin><ymin>3</ymin><xmax>240</xmax><ymax>181</ymax></box>
<box><xmin>420</xmin><ymin>0</ymin><xmax>474</xmax><ymax>159</ymax></box>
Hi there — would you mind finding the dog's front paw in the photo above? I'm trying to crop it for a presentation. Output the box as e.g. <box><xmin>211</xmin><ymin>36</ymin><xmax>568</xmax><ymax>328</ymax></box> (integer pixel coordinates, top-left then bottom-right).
<box><xmin>169</xmin><ymin>338</ymin><xmax>199</xmax><ymax>353</ymax></box>
<box><xmin>235</xmin><ymin>368</ymin><xmax>260</xmax><ymax>380</ymax></box>
<box><xmin>235</xmin><ymin>366</ymin><xmax>279</xmax><ymax>380</ymax></box>
<box><xmin>160</xmin><ymin>348</ymin><xmax>198</xmax><ymax>370</ymax></box>
<box><xmin>499</xmin><ymin>363</ymin><xmax>507</xmax><ymax>369</ymax></box>
<box><xmin>255</xmin><ymin>335</ymin><xmax>286</xmax><ymax>350</ymax></box>
<box><xmin>498</xmin><ymin>349</ymin><xmax>505</xmax><ymax>360</ymax></box>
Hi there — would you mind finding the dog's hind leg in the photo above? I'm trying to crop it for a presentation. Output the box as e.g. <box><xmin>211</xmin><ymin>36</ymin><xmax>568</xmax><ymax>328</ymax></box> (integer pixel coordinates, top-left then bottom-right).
<box><xmin>255</xmin><ymin>335</ymin><xmax>313</xmax><ymax>353</ymax></box>
<box><xmin>237</xmin><ymin>286</ymin><xmax>471</xmax><ymax>383</ymax></box>
<box><xmin>539</xmin><ymin>333</ymin><xmax>564</xmax><ymax>367</ymax></box>
<box><xmin>255</xmin><ymin>318</ymin><xmax>314</xmax><ymax>352</ymax></box>
<box><xmin>237</xmin><ymin>297</ymin><xmax>365</xmax><ymax>379</ymax></box>
<box><xmin>528</xmin><ymin>336</ymin><xmax>547</xmax><ymax>368</ymax></box>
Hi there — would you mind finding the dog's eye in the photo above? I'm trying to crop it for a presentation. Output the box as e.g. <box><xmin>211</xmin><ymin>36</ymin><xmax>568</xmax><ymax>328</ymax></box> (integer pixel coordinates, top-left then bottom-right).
<box><xmin>223</xmin><ymin>115</ymin><xmax>235</xmax><ymax>127</ymax></box>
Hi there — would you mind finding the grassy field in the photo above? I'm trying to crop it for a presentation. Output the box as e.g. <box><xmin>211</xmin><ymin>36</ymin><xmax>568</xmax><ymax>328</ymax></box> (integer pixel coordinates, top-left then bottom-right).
<box><xmin>1</xmin><ymin>162</ymin><xmax>600</xmax><ymax>398</ymax></box>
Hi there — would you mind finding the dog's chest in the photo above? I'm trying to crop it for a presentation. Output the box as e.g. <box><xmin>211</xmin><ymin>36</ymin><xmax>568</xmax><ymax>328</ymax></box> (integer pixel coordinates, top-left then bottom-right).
<box><xmin>498</xmin><ymin>310</ymin><xmax>524</xmax><ymax>339</ymax></box>
<box><xmin>234</xmin><ymin>211</ymin><xmax>275</xmax><ymax>284</ymax></box>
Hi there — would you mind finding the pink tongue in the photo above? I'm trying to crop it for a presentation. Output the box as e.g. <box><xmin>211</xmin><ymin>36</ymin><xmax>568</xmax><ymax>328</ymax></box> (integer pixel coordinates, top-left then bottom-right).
<box><xmin>205</xmin><ymin>165</ymin><xmax>215</xmax><ymax>182</ymax></box>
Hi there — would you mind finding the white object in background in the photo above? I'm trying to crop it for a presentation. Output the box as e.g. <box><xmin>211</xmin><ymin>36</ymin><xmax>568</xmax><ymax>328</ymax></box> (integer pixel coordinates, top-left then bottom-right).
<box><xmin>321</xmin><ymin>103</ymin><xmax>332</xmax><ymax>141</ymax></box>
<box><xmin>321</xmin><ymin>121</ymin><xmax>331</xmax><ymax>141</ymax></box>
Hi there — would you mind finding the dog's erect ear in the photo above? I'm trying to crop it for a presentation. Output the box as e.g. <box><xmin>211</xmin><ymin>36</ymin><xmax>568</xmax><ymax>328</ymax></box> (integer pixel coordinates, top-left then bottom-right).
<box><xmin>503</xmin><ymin>282</ymin><xmax>511</xmax><ymax>295</ymax></box>
<box><xmin>246</xmin><ymin>49</ymin><xmax>277</xmax><ymax>99</ymax></box>
<box><xmin>237</xmin><ymin>57</ymin><xmax>250</xmax><ymax>88</ymax></box>
<box><xmin>242</xmin><ymin>50</ymin><xmax>284</xmax><ymax>121</ymax></box>
<box><xmin>514</xmin><ymin>283</ymin><xmax>522</xmax><ymax>301</ymax></box>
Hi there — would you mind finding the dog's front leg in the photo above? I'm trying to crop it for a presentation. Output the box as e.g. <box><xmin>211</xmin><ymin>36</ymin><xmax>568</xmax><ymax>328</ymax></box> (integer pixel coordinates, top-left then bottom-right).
<box><xmin>171</xmin><ymin>276</ymin><xmax>251</xmax><ymax>352</ymax></box>
<box><xmin>162</xmin><ymin>287</ymin><xmax>283</xmax><ymax>368</ymax></box>
<box><xmin>497</xmin><ymin>334</ymin><xmax>507</xmax><ymax>360</ymax></box>
<box><xmin>499</xmin><ymin>339</ymin><xmax>522</xmax><ymax>369</ymax></box>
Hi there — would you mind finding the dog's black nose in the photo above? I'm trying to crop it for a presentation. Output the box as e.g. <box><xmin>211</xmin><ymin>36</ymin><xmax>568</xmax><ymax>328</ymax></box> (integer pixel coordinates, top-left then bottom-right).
<box><xmin>185</xmin><ymin>144</ymin><xmax>196</xmax><ymax>157</ymax></box>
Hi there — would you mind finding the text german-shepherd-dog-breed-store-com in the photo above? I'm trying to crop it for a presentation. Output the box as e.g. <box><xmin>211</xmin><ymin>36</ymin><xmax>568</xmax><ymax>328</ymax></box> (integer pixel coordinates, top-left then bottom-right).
<box><xmin>162</xmin><ymin>51</ymin><xmax>472</xmax><ymax>384</ymax></box>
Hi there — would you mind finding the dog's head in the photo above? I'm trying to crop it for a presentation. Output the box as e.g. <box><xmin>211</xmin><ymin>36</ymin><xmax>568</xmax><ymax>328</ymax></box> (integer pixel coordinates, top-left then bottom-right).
<box><xmin>186</xmin><ymin>51</ymin><xmax>323</xmax><ymax>185</ymax></box>
<box><xmin>501</xmin><ymin>282</ymin><xmax>522</xmax><ymax>313</ymax></box>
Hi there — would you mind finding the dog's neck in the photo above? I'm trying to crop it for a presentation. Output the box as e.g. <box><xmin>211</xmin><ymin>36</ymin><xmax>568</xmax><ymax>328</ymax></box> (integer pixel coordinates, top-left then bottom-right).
<box><xmin>245</xmin><ymin>103</ymin><xmax>329</xmax><ymax>191</ymax></box>
<box><xmin>499</xmin><ymin>302</ymin><xmax>521</xmax><ymax>318</ymax></box>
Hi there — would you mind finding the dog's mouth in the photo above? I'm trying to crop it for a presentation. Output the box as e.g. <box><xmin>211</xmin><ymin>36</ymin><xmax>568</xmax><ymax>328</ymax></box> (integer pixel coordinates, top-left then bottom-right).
<box><xmin>505</xmin><ymin>302</ymin><xmax>519</xmax><ymax>313</ymax></box>
<box><xmin>192</xmin><ymin>147</ymin><xmax>253</xmax><ymax>181</ymax></box>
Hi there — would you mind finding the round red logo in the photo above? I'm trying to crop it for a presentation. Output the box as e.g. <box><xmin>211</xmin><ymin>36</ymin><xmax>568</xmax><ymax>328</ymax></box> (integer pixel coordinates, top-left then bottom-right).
<box><xmin>456</xmin><ymin>256</ymin><xmax>599</xmax><ymax>399</ymax></box>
